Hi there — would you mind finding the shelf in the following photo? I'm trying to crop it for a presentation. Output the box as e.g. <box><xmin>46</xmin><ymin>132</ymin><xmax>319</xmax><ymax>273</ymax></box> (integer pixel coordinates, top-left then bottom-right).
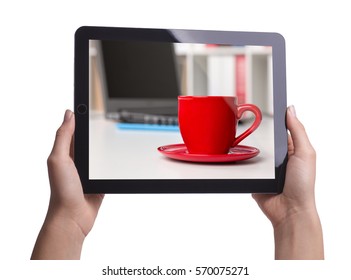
<box><xmin>175</xmin><ymin>45</ymin><xmax>272</xmax><ymax>56</ymax></box>
<box><xmin>176</xmin><ymin>45</ymin><xmax>273</xmax><ymax>115</ymax></box>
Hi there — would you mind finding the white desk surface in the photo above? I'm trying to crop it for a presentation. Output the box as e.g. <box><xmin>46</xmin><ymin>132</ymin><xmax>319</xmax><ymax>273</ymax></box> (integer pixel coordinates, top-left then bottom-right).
<box><xmin>89</xmin><ymin>113</ymin><xmax>275</xmax><ymax>180</ymax></box>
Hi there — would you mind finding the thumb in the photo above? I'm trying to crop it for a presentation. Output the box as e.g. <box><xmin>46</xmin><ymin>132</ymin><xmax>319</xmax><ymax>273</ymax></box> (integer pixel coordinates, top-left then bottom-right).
<box><xmin>286</xmin><ymin>105</ymin><xmax>314</xmax><ymax>154</ymax></box>
<box><xmin>50</xmin><ymin>110</ymin><xmax>75</xmax><ymax>157</ymax></box>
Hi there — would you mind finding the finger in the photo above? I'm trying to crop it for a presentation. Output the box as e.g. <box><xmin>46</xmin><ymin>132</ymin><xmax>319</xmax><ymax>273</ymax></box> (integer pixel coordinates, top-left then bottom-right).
<box><xmin>252</xmin><ymin>193</ymin><xmax>263</xmax><ymax>204</ymax></box>
<box><xmin>286</xmin><ymin>106</ymin><xmax>314</xmax><ymax>152</ymax></box>
<box><xmin>251</xmin><ymin>193</ymin><xmax>275</xmax><ymax>213</ymax></box>
<box><xmin>70</xmin><ymin>134</ymin><xmax>75</xmax><ymax>160</ymax></box>
<box><xmin>85</xmin><ymin>193</ymin><xmax>105</xmax><ymax>213</ymax></box>
<box><xmin>50</xmin><ymin>110</ymin><xmax>75</xmax><ymax>157</ymax></box>
<box><xmin>287</xmin><ymin>134</ymin><xmax>294</xmax><ymax>156</ymax></box>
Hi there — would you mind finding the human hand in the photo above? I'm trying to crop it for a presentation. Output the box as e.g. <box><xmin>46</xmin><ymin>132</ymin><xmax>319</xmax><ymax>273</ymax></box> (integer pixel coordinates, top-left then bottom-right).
<box><xmin>252</xmin><ymin>106</ymin><xmax>324</xmax><ymax>259</ymax></box>
<box><xmin>31</xmin><ymin>110</ymin><xmax>104</xmax><ymax>259</ymax></box>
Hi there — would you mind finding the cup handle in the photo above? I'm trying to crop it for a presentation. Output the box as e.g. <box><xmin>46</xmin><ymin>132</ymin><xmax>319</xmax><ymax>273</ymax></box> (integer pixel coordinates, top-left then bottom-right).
<box><xmin>232</xmin><ymin>104</ymin><xmax>262</xmax><ymax>147</ymax></box>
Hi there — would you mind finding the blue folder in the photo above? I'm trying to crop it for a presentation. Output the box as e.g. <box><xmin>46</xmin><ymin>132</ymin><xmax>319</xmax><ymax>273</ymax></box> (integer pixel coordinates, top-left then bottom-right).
<box><xmin>117</xmin><ymin>123</ymin><xmax>179</xmax><ymax>131</ymax></box>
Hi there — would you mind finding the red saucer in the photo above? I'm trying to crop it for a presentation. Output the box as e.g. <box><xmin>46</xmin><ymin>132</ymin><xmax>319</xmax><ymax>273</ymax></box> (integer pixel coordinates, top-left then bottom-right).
<box><xmin>157</xmin><ymin>144</ymin><xmax>259</xmax><ymax>163</ymax></box>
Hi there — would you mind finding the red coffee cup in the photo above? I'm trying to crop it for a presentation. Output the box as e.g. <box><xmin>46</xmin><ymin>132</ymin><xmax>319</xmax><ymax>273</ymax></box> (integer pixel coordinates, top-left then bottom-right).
<box><xmin>178</xmin><ymin>96</ymin><xmax>262</xmax><ymax>154</ymax></box>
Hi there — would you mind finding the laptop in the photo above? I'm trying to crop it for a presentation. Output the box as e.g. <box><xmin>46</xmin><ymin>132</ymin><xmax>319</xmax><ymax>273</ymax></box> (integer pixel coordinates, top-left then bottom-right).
<box><xmin>93</xmin><ymin>39</ymin><xmax>180</xmax><ymax>126</ymax></box>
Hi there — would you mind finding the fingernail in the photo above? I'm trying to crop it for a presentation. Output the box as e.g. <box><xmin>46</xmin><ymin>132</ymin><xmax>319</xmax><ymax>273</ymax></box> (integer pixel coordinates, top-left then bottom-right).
<box><xmin>64</xmin><ymin>110</ymin><xmax>73</xmax><ymax>122</ymax></box>
<box><xmin>288</xmin><ymin>105</ymin><xmax>296</xmax><ymax>118</ymax></box>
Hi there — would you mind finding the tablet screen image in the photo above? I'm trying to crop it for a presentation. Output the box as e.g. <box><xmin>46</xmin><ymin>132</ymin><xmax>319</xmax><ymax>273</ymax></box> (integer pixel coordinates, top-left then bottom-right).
<box><xmin>74</xmin><ymin>27</ymin><xmax>288</xmax><ymax>193</ymax></box>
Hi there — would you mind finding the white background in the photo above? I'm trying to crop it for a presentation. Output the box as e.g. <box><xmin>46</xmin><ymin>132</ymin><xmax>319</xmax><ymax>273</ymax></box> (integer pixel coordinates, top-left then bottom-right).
<box><xmin>1</xmin><ymin>0</ymin><xmax>350</xmax><ymax>279</ymax></box>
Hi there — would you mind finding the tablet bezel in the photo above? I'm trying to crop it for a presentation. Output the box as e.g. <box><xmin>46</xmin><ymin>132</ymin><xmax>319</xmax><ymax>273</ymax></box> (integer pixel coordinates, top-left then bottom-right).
<box><xmin>74</xmin><ymin>26</ymin><xmax>288</xmax><ymax>194</ymax></box>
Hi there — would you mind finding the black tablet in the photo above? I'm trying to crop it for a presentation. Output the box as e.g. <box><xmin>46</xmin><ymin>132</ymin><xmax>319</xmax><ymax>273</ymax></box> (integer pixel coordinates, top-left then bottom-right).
<box><xmin>74</xmin><ymin>26</ymin><xmax>287</xmax><ymax>194</ymax></box>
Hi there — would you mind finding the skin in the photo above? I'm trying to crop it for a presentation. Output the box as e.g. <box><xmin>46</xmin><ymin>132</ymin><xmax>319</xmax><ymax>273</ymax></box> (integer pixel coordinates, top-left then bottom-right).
<box><xmin>31</xmin><ymin>110</ymin><xmax>104</xmax><ymax>260</ymax></box>
<box><xmin>252</xmin><ymin>106</ymin><xmax>324</xmax><ymax>260</ymax></box>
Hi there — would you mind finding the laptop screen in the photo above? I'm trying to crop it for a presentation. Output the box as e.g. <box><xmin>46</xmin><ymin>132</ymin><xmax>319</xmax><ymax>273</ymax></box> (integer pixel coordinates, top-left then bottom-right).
<box><xmin>101</xmin><ymin>40</ymin><xmax>180</xmax><ymax>100</ymax></box>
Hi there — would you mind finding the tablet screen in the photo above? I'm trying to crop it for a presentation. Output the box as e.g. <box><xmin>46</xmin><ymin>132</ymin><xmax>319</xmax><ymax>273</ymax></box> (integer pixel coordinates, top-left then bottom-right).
<box><xmin>74</xmin><ymin>27</ymin><xmax>287</xmax><ymax>193</ymax></box>
<box><xmin>89</xmin><ymin>40</ymin><xmax>274</xmax><ymax>180</ymax></box>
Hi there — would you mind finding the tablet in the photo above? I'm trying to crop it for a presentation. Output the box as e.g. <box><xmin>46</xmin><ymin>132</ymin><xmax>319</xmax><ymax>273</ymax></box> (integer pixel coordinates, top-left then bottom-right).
<box><xmin>74</xmin><ymin>26</ymin><xmax>288</xmax><ymax>194</ymax></box>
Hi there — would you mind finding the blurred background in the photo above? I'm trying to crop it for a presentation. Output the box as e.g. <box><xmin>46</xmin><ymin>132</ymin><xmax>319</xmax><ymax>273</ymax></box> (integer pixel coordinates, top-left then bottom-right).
<box><xmin>90</xmin><ymin>41</ymin><xmax>273</xmax><ymax>117</ymax></box>
<box><xmin>1</xmin><ymin>0</ymin><xmax>350</xmax><ymax>278</ymax></box>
